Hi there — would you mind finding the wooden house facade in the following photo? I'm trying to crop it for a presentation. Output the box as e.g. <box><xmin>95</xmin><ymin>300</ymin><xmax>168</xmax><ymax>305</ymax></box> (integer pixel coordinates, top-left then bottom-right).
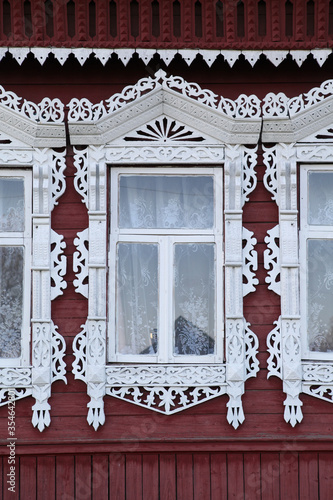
<box><xmin>1</xmin><ymin>1</ymin><xmax>333</xmax><ymax>498</ymax></box>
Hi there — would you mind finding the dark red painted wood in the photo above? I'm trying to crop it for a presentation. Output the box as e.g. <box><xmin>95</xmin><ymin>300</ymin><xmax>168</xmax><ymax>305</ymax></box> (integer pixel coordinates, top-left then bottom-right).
<box><xmin>299</xmin><ymin>452</ymin><xmax>319</xmax><ymax>500</ymax></box>
<box><xmin>193</xmin><ymin>453</ymin><xmax>210</xmax><ymax>500</ymax></box>
<box><xmin>280</xmin><ymin>452</ymin><xmax>299</xmax><ymax>500</ymax></box>
<box><xmin>109</xmin><ymin>453</ymin><xmax>125</xmax><ymax>500</ymax></box>
<box><xmin>19</xmin><ymin>456</ymin><xmax>36</xmax><ymax>499</ymax></box>
<box><xmin>244</xmin><ymin>452</ymin><xmax>261</xmax><ymax>500</ymax></box>
<box><xmin>56</xmin><ymin>455</ymin><xmax>75</xmax><ymax>500</ymax></box>
<box><xmin>37</xmin><ymin>456</ymin><xmax>55</xmax><ymax>500</ymax></box>
<box><xmin>211</xmin><ymin>453</ymin><xmax>227</xmax><ymax>500</ymax></box>
<box><xmin>92</xmin><ymin>455</ymin><xmax>108</xmax><ymax>499</ymax></box>
<box><xmin>176</xmin><ymin>453</ymin><xmax>194</xmax><ymax>500</ymax></box>
<box><xmin>160</xmin><ymin>454</ymin><xmax>176</xmax><ymax>500</ymax></box>
<box><xmin>319</xmin><ymin>452</ymin><xmax>333</xmax><ymax>500</ymax></box>
<box><xmin>125</xmin><ymin>455</ymin><xmax>142</xmax><ymax>500</ymax></box>
<box><xmin>142</xmin><ymin>454</ymin><xmax>159</xmax><ymax>500</ymax></box>
<box><xmin>75</xmin><ymin>455</ymin><xmax>91</xmax><ymax>499</ymax></box>
<box><xmin>260</xmin><ymin>453</ymin><xmax>280</xmax><ymax>500</ymax></box>
<box><xmin>227</xmin><ymin>453</ymin><xmax>244</xmax><ymax>500</ymax></box>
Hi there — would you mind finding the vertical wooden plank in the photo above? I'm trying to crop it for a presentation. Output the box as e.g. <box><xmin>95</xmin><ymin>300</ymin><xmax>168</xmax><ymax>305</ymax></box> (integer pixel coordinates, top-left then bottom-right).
<box><xmin>160</xmin><ymin>454</ymin><xmax>176</xmax><ymax>500</ymax></box>
<box><xmin>125</xmin><ymin>454</ymin><xmax>142</xmax><ymax>500</ymax></box>
<box><xmin>260</xmin><ymin>452</ymin><xmax>280</xmax><ymax>500</ymax></box>
<box><xmin>20</xmin><ymin>457</ymin><xmax>37</xmax><ymax>499</ymax></box>
<box><xmin>142</xmin><ymin>454</ymin><xmax>159</xmax><ymax>500</ymax></box>
<box><xmin>75</xmin><ymin>455</ymin><xmax>91</xmax><ymax>500</ymax></box>
<box><xmin>299</xmin><ymin>452</ymin><xmax>319</xmax><ymax>500</ymax></box>
<box><xmin>227</xmin><ymin>453</ymin><xmax>244</xmax><ymax>500</ymax></box>
<box><xmin>56</xmin><ymin>455</ymin><xmax>75</xmax><ymax>500</ymax></box>
<box><xmin>211</xmin><ymin>453</ymin><xmax>227</xmax><ymax>500</ymax></box>
<box><xmin>92</xmin><ymin>455</ymin><xmax>108</xmax><ymax>499</ymax></box>
<box><xmin>177</xmin><ymin>453</ymin><xmax>193</xmax><ymax>500</ymax></box>
<box><xmin>193</xmin><ymin>453</ymin><xmax>210</xmax><ymax>500</ymax></box>
<box><xmin>280</xmin><ymin>452</ymin><xmax>299</xmax><ymax>500</ymax></box>
<box><xmin>109</xmin><ymin>453</ymin><xmax>125</xmax><ymax>500</ymax></box>
<box><xmin>3</xmin><ymin>453</ymin><xmax>18</xmax><ymax>500</ymax></box>
<box><xmin>319</xmin><ymin>452</ymin><xmax>333</xmax><ymax>500</ymax></box>
<box><xmin>37</xmin><ymin>456</ymin><xmax>56</xmax><ymax>500</ymax></box>
<box><xmin>244</xmin><ymin>453</ymin><xmax>261</xmax><ymax>500</ymax></box>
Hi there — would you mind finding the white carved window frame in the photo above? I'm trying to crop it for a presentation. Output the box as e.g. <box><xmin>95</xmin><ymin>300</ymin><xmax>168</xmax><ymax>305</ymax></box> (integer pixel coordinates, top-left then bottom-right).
<box><xmin>70</xmin><ymin>70</ymin><xmax>260</xmax><ymax>430</ymax></box>
<box><xmin>263</xmin><ymin>79</ymin><xmax>333</xmax><ymax>426</ymax></box>
<box><xmin>0</xmin><ymin>87</ymin><xmax>67</xmax><ymax>431</ymax></box>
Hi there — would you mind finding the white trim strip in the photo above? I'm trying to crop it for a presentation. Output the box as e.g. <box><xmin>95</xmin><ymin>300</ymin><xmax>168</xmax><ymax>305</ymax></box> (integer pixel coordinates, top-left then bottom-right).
<box><xmin>2</xmin><ymin>46</ymin><xmax>332</xmax><ymax>67</ymax></box>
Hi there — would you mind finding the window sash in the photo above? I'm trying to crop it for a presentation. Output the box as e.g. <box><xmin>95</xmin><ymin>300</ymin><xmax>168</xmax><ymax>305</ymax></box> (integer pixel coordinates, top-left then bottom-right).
<box><xmin>0</xmin><ymin>170</ymin><xmax>31</xmax><ymax>366</ymax></box>
<box><xmin>300</xmin><ymin>165</ymin><xmax>333</xmax><ymax>359</ymax></box>
<box><xmin>108</xmin><ymin>167</ymin><xmax>223</xmax><ymax>364</ymax></box>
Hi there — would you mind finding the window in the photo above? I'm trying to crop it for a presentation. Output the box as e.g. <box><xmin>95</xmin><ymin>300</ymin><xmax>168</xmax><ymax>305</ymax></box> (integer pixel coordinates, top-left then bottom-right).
<box><xmin>109</xmin><ymin>167</ymin><xmax>223</xmax><ymax>364</ymax></box>
<box><xmin>0</xmin><ymin>86</ymin><xmax>66</xmax><ymax>431</ymax></box>
<box><xmin>263</xmin><ymin>78</ymin><xmax>333</xmax><ymax>426</ymax></box>
<box><xmin>300</xmin><ymin>166</ymin><xmax>333</xmax><ymax>359</ymax></box>
<box><xmin>0</xmin><ymin>171</ymin><xmax>31</xmax><ymax>366</ymax></box>
<box><xmin>70</xmin><ymin>70</ymin><xmax>260</xmax><ymax>429</ymax></box>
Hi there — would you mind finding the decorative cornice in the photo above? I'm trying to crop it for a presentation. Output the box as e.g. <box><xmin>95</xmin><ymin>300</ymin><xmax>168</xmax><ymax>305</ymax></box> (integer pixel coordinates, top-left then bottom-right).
<box><xmin>0</xmin><ymin>85</ymin><xmax>65</xmax><ymax>147</ymax></box>
<box><xmin>262</xmin><ymin>79</ymin><xmax>333</xmax><ymax>143</ymax></box>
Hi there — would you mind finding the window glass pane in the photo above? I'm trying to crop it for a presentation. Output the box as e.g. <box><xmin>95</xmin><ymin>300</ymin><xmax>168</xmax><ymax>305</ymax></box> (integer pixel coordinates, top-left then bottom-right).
<box><xmin>308</xmin><ymin>171</ymin><xmax>333</xmax><ymax>225</ymax></box>
<box><xmin>119</xmin><ymin>175</ymin><xmax>214</xmax><ymax>229</ymax></box>
<box><xmin>307</xmin><ymin>239</ymin><xmax>333</xmax><ymax>352</ymax></box>
<box><xmin>116</xmin><ymin>243</ymin><xmax>159</xmax><ymax>355</ymax></box>
<box><xmin>0</xmin><ymin>178</ymin><xmax>24</xmax><ymax>231</ymax></box>
<box><xmin>174</xmin><ymin>243</ymin><xmax>215</xmax><ymax>356</ymax></box>
<box><xmin>0</xmin><ymin>246</ymin><xmax>23</xmax><ymax>358</ymax></box>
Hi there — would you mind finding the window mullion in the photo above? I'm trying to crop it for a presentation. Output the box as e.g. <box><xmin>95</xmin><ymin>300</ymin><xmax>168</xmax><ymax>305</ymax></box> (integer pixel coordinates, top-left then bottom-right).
<box><xmin>158</xmin><ymin>237</ymin><xmax>170</xmax><ymax>363</ymax></box>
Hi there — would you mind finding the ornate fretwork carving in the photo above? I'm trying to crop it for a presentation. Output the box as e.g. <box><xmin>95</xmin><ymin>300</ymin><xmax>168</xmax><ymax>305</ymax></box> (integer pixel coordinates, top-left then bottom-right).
<box><xmin>105</xmin><ymin>146</ymin><xmax>225</xmax><ymax>164</ymax></box>
<box><xmin>72</xmin><ymin>324</ymin><xmax>87</xmax><ymax>383</ymax></box>
<box><xmin>0</xmin><ymin>97</ymin><xmax>66</xmax><ymax>430</ymax></box>
<box><xmin>106</xmin><ymin>365</ymin><xmax>226</xmax><ymax>386</ymax></box>
<box><xmin>0</xmin><ymin>388</ymin><xmax>32</xmax><ymax>405</ymax></box>
<box><xmin>106</xmin><ymin>386</ymin><xmax>226</xmax><ymax>415</ymax></box>
<box><xmin>124</xmin><ymin>117</ymin><xmax>205</xmax><ymax>143</ymax></box>
<box><xmin>267</xmin><ymin>318</ymin><xmax>282</xmax><ymax>379</ymax></box>
<box><xmin>0</xmin><ymin>85</ymin><xmax>64</xmax><ymax>123</ymax></box>
<box><xmin>73</xmin><ymin>229</ymin><xmax>89</xmax><ymax>298</ymax></box>
<box><xmin>263</xmin><ymin>145</ymin><xmax>278</xmax><ymax>204</ymax></box>
<box><xmin>51</xmin><ymin>323</ymin><xmax>66</xmax><ymax>384</ymax></box>
<box><xmin>262</xmin><ymin>92</ymin><xmax>289</xmax><ymax>118</ymax></box>
<box><xmin>242</xmin><ymin>146</ymin><xmax>258</xmax><ymax>206</ymax></box>
<box><xmin>242</xmin><ymin>227</ymin><xmax>259</xmax><ymax>297</ymax></box>
<box><xmin>50</xmin><ymin>230</ymin><xmax>67</xmax><ymax>300</ymax></box>
<box><xmin>264</xmin><ymin>225</ymin><xmax>281</xmax><ymax>296</ymax></box>
<box><xmin>68</xmin><ymin>70</ymin><xmax>261</xmax><ymax>122</ymax></box>
<box><xmin>71</xmin><ymin>79</ymin><xmax>259</xmax><ymax>429</ymax></box>
<box><xmin>50</xmin><ymin>150</ymin><xmax>67</xmax><ymax>208</ymax></box>
<box><xmin>244</xmin><ymin>323</ymin><xmax>260</xmax><ymax>380</ymax></box>
<box><xmin>73</xmin><ymin>147</ymin><xmax>89</xmax><ymax>207</ymax></box>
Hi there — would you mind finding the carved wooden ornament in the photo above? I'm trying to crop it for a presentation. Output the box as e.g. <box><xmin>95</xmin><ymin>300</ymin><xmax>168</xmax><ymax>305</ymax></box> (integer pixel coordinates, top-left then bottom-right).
<box><xmin>70</xmin><ymin>71</ymin><xmax>260</xmax><ymax>430</ymax></box>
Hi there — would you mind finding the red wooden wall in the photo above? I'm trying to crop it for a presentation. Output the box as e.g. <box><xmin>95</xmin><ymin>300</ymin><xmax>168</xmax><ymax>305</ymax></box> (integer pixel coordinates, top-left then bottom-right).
<box><xmin>1</xmin><ymin>46</ymin><xmax>333</xmax><ymax>498</ymax></box>
<box><xmin>1</xmin><ymin>0</ymin><xmax>333</xmax><ymax>50</ymax></box>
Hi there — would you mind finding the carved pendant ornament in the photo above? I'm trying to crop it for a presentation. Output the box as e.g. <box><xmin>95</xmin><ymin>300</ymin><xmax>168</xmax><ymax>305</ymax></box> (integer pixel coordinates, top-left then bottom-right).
<box><xmin>262</xmin><ymin>79</ymin><xmax>333</xmax><ymax>426</ymax></box>
<box><xmin>71</xmin><ymin>71</ymin><xmax>260</xmax><ymax>430</ymax></box>
<box><xmin>0</xmin><ymin>88</ymin><xmax>67</xmax><ymax>431</ymax></box>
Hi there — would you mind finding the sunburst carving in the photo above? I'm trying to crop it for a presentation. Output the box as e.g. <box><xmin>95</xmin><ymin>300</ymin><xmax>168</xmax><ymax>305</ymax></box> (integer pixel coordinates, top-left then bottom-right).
<box><xmin>124</xmin><ymin>117</ymin><xmax>205</xmax><ymax>143</ymax></box>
